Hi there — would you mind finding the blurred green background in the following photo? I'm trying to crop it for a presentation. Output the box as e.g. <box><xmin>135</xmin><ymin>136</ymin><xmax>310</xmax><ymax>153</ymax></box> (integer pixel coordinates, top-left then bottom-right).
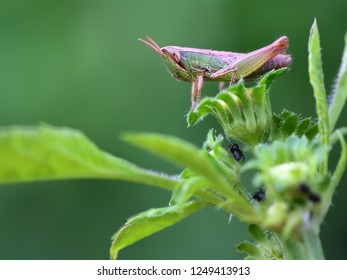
<box><xmin>0</xmin><ymin>0</ymin><xmax>346</xmax><ymax>259</ymax></box>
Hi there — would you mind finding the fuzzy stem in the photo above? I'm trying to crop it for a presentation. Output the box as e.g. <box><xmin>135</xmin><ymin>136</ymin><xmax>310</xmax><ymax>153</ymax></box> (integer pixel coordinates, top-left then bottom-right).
<box><xmin>278</xmin><ymin>237</ymin><xmax>306</xmax><ymax>260</ymax></box>
<box><xmin>302</xmin><ymin>230</ymin><xmax>325</xmax><ymax>260</ymax></box>
<box><xmin>277</xmin><ymin>230</ymin><xmax>325</xmax><ymax>260</ymax></box>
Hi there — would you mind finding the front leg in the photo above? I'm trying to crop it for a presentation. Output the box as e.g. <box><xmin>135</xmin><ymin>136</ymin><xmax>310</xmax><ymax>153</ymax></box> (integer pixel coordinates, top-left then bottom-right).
<box><xmin>191</xmin><ymin>74</ymin><xmax>204</xmax><ymax>110</ymax></box>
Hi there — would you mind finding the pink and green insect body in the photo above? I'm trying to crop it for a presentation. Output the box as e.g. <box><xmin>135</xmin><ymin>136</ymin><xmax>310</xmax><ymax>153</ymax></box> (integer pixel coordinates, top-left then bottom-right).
<box><xmin>138</xmin><ymin>36</ymin><xmax>291</xmax><ymax>109</ymax></box>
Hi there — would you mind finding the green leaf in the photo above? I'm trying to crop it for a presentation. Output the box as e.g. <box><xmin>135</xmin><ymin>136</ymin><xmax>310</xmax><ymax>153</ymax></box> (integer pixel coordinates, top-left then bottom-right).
<box><xmin>272</xmin><ymin>111</ymin><xmax>318</xmax><ymax>141</ymax></box>
<box><xmin>296</xmin><ymin>117</ymin><xmax>312</xmax><ymax>135</ymax></box>
<box><xmin>329</xmin><ymin>33</ymin><xmax>347</xmax><ymax>132</ymax></box>
<box><xmin>172</xmin><ymin>176</ymin><xmax>206</xmax><ymax>206</ymax></box>
<box><xmin>187</xmin><ymin>95</ymin><xmax>237</xmax><ymax>128</ymax></box>
<box><xmin>252</xmin><ymin>86</ymin><xmax>268</xmax><ymax>129</ymax></box>
<box><xmin>281</xmin><ymin>113</ymin><xmax>298</xmax><ymax>137</ymax></box>
<box><xmin>236</xmin><ymin>241</ymin><xmax>264</xmax><ymax>259</ymax></box>
<box><xmin>258</xmin><ymin>68</ymin><xmax>287</xmax><ymax>89</ymax></box>
<box><xmin>233</xmin><ymin>82</ymin><xmax>257</xmax><ymax>131</ymax></box>
<box><xmin>308</xmin><ymin>19</ymin><xmax>329</xmax><ymax>171</ymax></box>
<box><xmin>304</xmin><ymin>124</ymin><xmax>319</xmax><ymax>140</ymax></box>
<box><xmin>0</xmin><ymin>125</ymin><xmax>178</xmax><ymax>190</ymax></box>
<box><xmin>330</xmin><ymin>127</ymin><xmax>347</xmax><ymax>146</ymax></box>
<box><xmin>204</xmin><ymin>129</ymin><xmax>241</xmax><ymax>172</ymax></box>
<box><xmin>248</xmin><ymin>224</ymin><xmax>268</xmax><ymax>244</ymax></box>
<box><xmin>187</xmin><ymin>80</ymin><xmax>273</xmax><ymax>147</ymax></box>
<box><xmin>122</xmin><ymin>132</ymin><xmax>234</xmax><ymax>197</ymax></box>
<box><xmin>110</xmin><ymin>201</ymin><xmax>206</xmax><ymax>259</ymax></box>
<box><xmin>122</xmin><ymin>132</ymin><xmax>259</xmax><ymax>223</ymax></box>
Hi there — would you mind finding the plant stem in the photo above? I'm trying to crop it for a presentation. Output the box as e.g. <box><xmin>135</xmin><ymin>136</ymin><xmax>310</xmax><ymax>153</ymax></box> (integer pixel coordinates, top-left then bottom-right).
<box><xmin>302</xmin><ymin>230</ymin><xmax>325</xmax><ymax>260</ymax></box>
<box><xmin>276</xmin><ymin>230</ymin><xmax>325</xmax><ymax>259</ymax></box>
<box><xmin>278</xmin><ymin>236</ymin><xmax>306</xmax><ymax>259</ymax></box>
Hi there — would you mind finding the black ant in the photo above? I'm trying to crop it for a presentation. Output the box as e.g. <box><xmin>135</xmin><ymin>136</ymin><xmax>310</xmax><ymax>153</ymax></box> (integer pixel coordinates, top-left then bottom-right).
<box><xmin>227</xmin><ymin>143</ymin><xmax>245</xmax><ymax>162</ymax></box>
<box><xmin>252</xmin><ymin>189</ymin><xmax>266</xmax><ymax>202</ymax></box>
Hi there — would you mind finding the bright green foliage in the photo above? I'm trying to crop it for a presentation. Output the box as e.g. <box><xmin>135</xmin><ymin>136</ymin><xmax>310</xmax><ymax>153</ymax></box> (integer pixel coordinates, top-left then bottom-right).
<box><xmin>122</xmin><ymin>132</ymin><xmax>259</xmax><ymax>222</ymax></box>
<box><xmin>110</xmin><ymin>201</ymin><xmax>206</xmax><ymax>259</ymax></box>
<box><xmin>172</xmin><ymin>129</ymin><xmax>241</xmax><ymax>207</ymax></box>
<box><xmin>236</xmin><ymin>241</ymin><xmax>264</xmax><ymax>259</ymax></box>
<box><xmin>0</xmin><ymin>125</ymin><xmax>177</xmax><ymax>190</ymax></box>
<box><xmin>249</xmin><ymin>136</ymin><xmax>326</xmax><ymax>188</ymax></box>
<box><xmin>122</xmin><ymin>132</ymin><xmax>237</xmax><ymax>197</ymax></box>
<box><xmin>272</xmin><ymin>110</ymin><xmax>318</xmax><ymax>140</ymax></box>
<box><xmin>248</xmin><ymin>223</ymin><xmax>268</xmax><ymax>243</ymax></box>
<box><xmin>308</xmin><ymin>19</ymin><xmax>329</xmax><ymax>172</ymax></box>
<box><xmin>237</xmin><ymin>224</ymin><xmax>283</xmax><ymax>260</ymax></box>
<box><xmin>171</xmin><ymin>177</ymin><xmax>206</xmax><ymax>207</ymax></box>
<box><xmin>187</xmin><ymin>69</ymin><xmax>285</xmax><ymax>148</ymax></box>
<box><xmin>244</xmin><ymin>135</ymin><xmax>327</xmax><ymax>237</ymax></box>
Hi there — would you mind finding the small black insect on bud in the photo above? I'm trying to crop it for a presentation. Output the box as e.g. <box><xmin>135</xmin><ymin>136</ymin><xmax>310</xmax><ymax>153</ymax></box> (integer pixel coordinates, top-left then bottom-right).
<box><xmin>308</xmin><ymin>192</ymin><xmax>321</xmax><ymax>203</ymax></box>
<box><xmin>298</xmin><ymin>183</ymin><xmax>321</xmax><ymax>204</ymax></box>
<box><xmin>227</xmin><ymin>143</ymin><xmax>245</xmax><ymax>162</ymax></box>
<box><xmin>299</xmin><ymin>183</ymin><xmax>310</xmax><ymax>194</ymax></box>
<box><xmin>252</xmin><ymin>189</ymin><xmax>266</xmax><ymax>202</ymax></box>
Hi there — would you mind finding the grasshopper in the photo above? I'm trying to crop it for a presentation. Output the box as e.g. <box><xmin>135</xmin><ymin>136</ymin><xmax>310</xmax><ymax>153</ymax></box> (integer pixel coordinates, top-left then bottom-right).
<box><xmin>138</xmin><ymin>36</ymin><xmax>291</xmax><ymax>109</ymax></box>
